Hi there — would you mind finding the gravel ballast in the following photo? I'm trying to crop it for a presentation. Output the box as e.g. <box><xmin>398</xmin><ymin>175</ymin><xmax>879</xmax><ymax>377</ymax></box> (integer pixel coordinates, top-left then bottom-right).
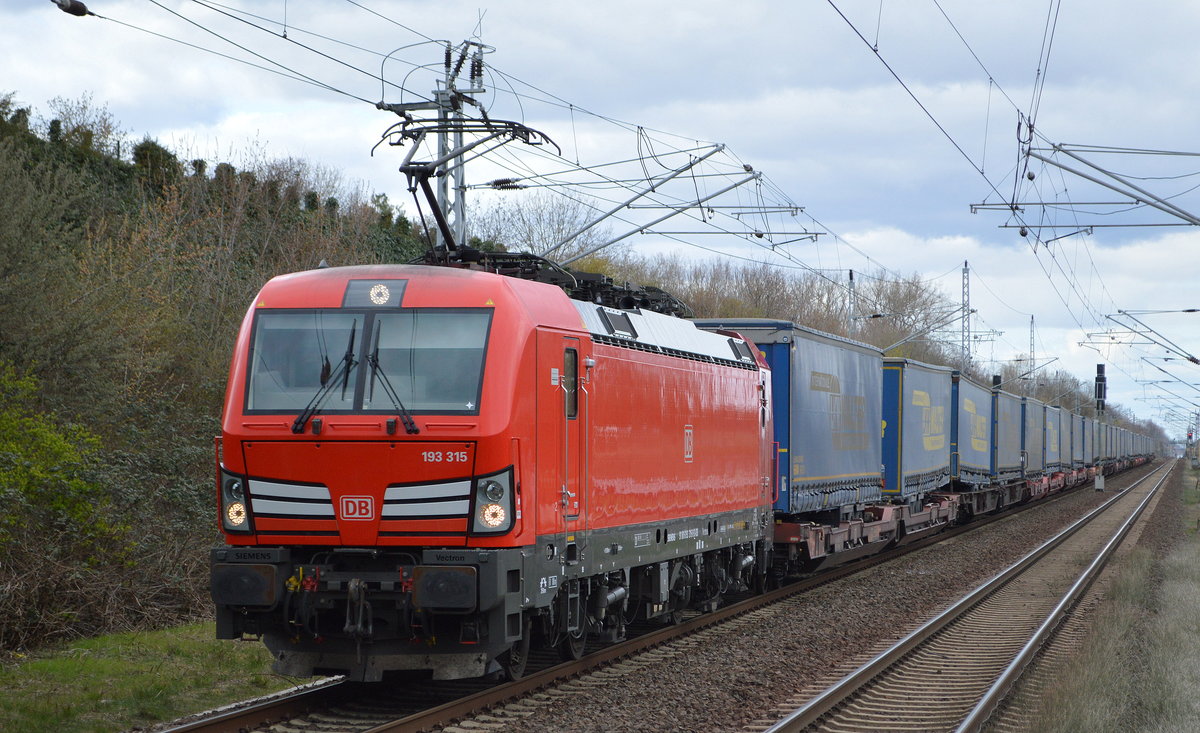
<box><xmin>460</xmin><ymin>468</ymin><xmax>1164</xmax><ymax>733</ymax></box>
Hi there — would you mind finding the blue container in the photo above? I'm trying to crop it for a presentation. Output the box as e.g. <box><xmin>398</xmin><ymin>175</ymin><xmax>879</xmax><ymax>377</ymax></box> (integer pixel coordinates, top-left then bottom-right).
<box><xmin>952</xmin><ymin>373</ymin><xmax>992</xmax><ymax>487</ymax></box>
<box><xmin>991</xmin><ymin>388</ymin><xmax>1023</xmax><ymax>482</ymax></box>
<box><xmin>1044</xmin><ymin>406</ymin><xmax>1064</xmax><ymax>471</ymax></box>
<box><xmin>692</xmin><ymin>319</ymin><xmax>883</xmax><ymax>516</ymax></box>
<box><xmin>882</xmin><ymin>358</ymin><xmax>953</xmax><ymax>500</ymax></box>
<box><xmin>1071</xmin><ymin>412</ymin><xmax>1085</xmax><ymax>467</ymax></box>
<box><xmin>1023</xmin><ymin>397</ymin><xmax>1045</xmax><ymax>474</ymax></box>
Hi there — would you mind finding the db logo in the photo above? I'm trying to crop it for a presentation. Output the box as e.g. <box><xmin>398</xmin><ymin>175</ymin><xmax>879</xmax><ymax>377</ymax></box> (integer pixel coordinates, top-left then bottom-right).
<box><xmin>340</xmin><ymin>496</ymin><xmax>375</xmax><ymax>521</ymax></box>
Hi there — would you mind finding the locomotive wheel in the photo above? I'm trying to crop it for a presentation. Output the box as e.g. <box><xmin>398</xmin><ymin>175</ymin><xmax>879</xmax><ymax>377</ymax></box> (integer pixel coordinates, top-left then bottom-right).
<box><xmin>501</xmin><ymin>614</ymin><xmax>532</xmax><ymax>680</ymax></box>
<box><xmin>558</xmin><ymin>625</ymin><xmax>588</xmax><ymax>661</ymax></box>
<box><xmin>753</xmin><ymin>568</ymin><xmax>772</xmax><ymax>594</ymax></box>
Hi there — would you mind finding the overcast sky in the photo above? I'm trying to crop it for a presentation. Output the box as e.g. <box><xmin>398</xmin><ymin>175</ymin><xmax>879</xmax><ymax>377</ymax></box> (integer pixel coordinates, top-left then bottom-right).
<box><xmin>5</xmin><ymin>0</ymin><xmax>1200</xmax><ymax>436</ymax></box>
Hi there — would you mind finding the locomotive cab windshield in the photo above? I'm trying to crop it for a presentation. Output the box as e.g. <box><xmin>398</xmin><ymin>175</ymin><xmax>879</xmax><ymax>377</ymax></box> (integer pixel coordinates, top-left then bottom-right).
<box><xmin>245</xmin><ymin>308</ymin><xmax>491</xmax><ymax>416</ymax></box>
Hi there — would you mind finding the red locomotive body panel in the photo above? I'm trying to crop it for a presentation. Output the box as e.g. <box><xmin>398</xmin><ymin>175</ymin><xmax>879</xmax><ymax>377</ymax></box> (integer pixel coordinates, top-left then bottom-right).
<box><xmin>580</xmin><ymin>342</ymin><xmax>769</xmax><ymax>526</ymax></box>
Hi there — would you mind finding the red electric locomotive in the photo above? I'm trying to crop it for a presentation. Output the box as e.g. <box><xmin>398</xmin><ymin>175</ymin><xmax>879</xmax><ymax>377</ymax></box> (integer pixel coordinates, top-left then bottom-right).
<box><xmin>211</xmin><ymin>263</ymin><xmax>774</xmax><ymax>681</ymax></box>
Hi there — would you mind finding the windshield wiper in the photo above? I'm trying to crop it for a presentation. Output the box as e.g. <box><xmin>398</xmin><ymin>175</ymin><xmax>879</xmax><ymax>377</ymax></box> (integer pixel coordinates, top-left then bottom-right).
<box><xmin>367</xmin><ymin>321</ymin><xmax>420</xmax><ymax>435</ymax></box>
<box><xmin>292</xmin><ymin>321</ymin><xmax>357</xmax><ymax>434</ymax></box>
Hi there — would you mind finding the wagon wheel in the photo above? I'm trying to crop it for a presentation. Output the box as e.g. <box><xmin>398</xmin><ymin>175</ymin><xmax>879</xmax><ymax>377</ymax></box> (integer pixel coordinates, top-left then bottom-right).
<box><xmin>558</xmin><ymin>624</ymin><xmax>588</xmax><ymax>661</ymax></box>
<box><xmin>500</xmin><ymin>613</ymin><xmax>532</xmax><ymax>680</ymax></box>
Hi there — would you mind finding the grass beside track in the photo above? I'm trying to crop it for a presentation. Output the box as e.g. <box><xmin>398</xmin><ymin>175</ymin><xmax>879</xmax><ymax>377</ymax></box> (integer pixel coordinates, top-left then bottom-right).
<box><xmin>1029</xmin><ymin>463</ymin><xmax>1200</xmax><ymax>732</ymax></box>
<box><xmin>0</xmin><ymin>622</ymin><xmax>297</xmax><ymax>733</ymax></box>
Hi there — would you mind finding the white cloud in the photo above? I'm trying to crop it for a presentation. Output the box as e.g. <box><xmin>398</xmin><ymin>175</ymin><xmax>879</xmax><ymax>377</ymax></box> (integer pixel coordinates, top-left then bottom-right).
<box><xmin>5</xmin><ymin>0</ymin><xmax>1199</xmax><ymax>431</ymax></box>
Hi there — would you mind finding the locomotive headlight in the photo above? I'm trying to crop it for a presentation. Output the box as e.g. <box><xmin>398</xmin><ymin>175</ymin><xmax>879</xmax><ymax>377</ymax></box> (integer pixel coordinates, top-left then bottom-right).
<box><xmin>470</xmin><ymin>467</ymin><xmax>514</xmax><ymax>535</ymax></box>
<box><xmin>481</xmin><ymin>480</ymin><xmax>505</xmax><ymax>502</ymax></box>
<box><xmin>479</xmin><ymin>503</ymin><xmax>506</xmax><ymax>528</ymax></box>
<box><xmin>220</xmin><ymin>470</ymin><xmax>254</xmax><ymax>534</ymax></box>
<box><xmin>226</xmin><ymin>502</ymin><xmax>248</xmax><ymax>527</ymax></box>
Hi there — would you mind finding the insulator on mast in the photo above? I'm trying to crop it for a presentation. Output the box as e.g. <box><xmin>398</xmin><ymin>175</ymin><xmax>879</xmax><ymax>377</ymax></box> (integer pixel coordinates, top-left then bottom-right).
<box><xmin>54</xmin><ymin>0</ymin><xmax>91</xmax><ymax>16</ymax></box>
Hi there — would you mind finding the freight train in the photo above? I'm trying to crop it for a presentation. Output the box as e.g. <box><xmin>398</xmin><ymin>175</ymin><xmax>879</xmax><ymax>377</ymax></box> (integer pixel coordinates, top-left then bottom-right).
<box><xmin>210</xmin><ymin>260</ymin><xmax>1156</xmax><ymax>682</ymax></box>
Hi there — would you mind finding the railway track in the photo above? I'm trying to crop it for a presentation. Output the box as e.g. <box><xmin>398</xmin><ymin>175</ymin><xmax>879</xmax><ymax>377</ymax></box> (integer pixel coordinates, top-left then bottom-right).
<box><xmin>162</xmin><ymin>466</ymin><xmax>1157</xmax><ymax>733</ymax></box>
<box><xmin>756</xmin><ymin>460</ymin><xmax>1174</xmax><ymax>733</ymax></box>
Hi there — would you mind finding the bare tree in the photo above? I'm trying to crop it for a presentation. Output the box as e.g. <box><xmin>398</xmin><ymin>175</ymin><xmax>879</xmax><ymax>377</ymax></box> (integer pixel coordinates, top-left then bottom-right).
<box><xmin>43</xmin><ymin>93</ymin><xmax>127</xmax><ymax>156</ymax></box>
<box><xmin>469</xmin><ymin>190</ymin><xmax>618</xmax><ymax>263</ymax></box>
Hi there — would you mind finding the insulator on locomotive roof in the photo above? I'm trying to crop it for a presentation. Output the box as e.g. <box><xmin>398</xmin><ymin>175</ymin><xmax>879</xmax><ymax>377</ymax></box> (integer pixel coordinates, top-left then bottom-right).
<box><xmin>452</xmin><ymin>47</ymin><xmax>469</xmax><ymax>79</ymax></box>
<box><xmin>53</xmin><ymin>0</ymin><xmax>91</xmax><ymax>16</ymax></box>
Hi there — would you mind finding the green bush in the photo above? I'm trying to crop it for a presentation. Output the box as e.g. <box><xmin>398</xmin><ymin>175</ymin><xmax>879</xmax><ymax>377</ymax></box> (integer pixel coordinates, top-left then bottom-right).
<box><xmin>0</xmin><ymin>363</ymin><xmax>121</xmax><ymax>549</ymax></box>
<box><xmin>0</xmin><ymin>363</ymin><xmax>135</xmax><ymax>649</ymax></box>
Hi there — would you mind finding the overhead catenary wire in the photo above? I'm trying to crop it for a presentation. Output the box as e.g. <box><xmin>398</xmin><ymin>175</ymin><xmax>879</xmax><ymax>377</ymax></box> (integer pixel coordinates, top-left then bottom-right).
<box><xmin>211</xmin><ymin>0</ymin><xmax>1105</xmax><ymax>348</ymax></box>
<box><xmin>195</xmin><ymin>0</ymin><xmax>435</xmax><ymax>76</ymax></box>
<box><xmin>143</xmin><ymin>0</ymin><xmax>375</xmax><ymax>105</ymax></box>
<box><xmin>55</xmin><ymin>1</ymin><xmax>1177</xmax><ymax>426</ymax></box>
<box><xmin>100</xmin><ymin>0</ymin><xmax>854</xmax><ymax>284</ymax></box>
<box><xmin>924</xmin><ymin>1</ymin><xmax>1139</xmax><ymax>345</ymax></box>
<box><xmin>828</xmin><ymin>0</ymin><xmax>1188</xmax><ymax>421</ymax></box>
<box><xmin>70</xmin><ymin>7</ymin><xmax>367</xmax><ymax>101</ymax></box>
<box><xmin>186</xmin><ymin>0</ymin><xmax>431</xmax><ymax>103</ymax></box>
<box><xmin>827</xmin><ymin>0</ymin><xmax>1117</xmax><ymax>343</ymax></box>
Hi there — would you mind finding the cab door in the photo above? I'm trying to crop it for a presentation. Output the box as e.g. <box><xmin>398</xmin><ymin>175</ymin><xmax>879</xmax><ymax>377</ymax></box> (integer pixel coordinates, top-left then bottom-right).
<box><xmin>536</xmin><ymin>331</ymin><xmax>587</xmax><ymax>567</ymax></box>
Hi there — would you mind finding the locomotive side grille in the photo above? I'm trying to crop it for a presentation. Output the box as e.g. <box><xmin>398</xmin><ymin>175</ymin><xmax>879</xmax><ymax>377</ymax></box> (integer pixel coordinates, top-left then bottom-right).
<box><xmin>248</xmin><ymin>479</ymin><xmax>335</xmax><ymax>518</ymax></box>
<box><xmin>383</xmin><ymin>480</ymin><xmax>472</xmax><ymax>519</ymax></box>
<box><xmin>592</xmin><ymin>333</ymin><xmax>756</xmax><ymax>370</ymax></box>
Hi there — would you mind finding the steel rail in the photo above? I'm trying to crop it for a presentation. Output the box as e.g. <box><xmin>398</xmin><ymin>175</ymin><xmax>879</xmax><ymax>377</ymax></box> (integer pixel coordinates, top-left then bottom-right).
<box><xmin>762</xmin><ymin>460</ymin><xmax>1172</xmax><ymax>733</ymax></box>
<box><xmin>956</xmin><ymin>460</ymin><xmax>1175</xmax><ymax>732</ymax></box>
<box><xmin>162</xmin><ymin>676</ymin><xmax>350</xmax><ymax>733</ymax></box>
